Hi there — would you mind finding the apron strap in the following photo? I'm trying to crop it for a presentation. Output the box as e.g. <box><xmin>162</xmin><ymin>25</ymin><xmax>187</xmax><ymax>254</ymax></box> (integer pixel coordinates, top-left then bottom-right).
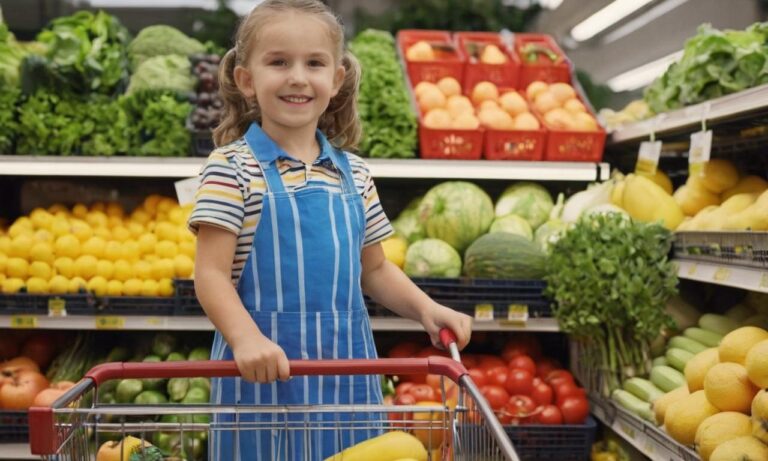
<box><xmin>328</xmin><ymin>148</ymin><xmax>357</xmax><ymax>196</ymax></box>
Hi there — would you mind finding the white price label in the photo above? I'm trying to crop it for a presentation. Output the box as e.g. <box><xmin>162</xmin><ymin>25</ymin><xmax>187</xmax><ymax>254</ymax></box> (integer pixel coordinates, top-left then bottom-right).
<box><xmin>689</xmin><ymin>130</ymin><xmax>712</xmax><ymax>177</ymax></box>
<box><xmin>474</xmin><ymin>304</ymin><xmax>494</xmax><ymax>321</ymax></box>
<box><xmin>635</xmin><ymin>140</ymin><xmax>662</xmax><ymax>176</ymax></box>
<box><xmin>507</xmin><ymin>304</ymin><xmax>529</xmax><ymax>324</ymax></box>
<box><xmin>48</xmin><ymin>297</ymin><xmax>67</xmax><ymax>317</ymax></box>
<box><xmin>174</xmin><ymin>177</ymin><xmax>201</xmax><ymax>206</ymax></box>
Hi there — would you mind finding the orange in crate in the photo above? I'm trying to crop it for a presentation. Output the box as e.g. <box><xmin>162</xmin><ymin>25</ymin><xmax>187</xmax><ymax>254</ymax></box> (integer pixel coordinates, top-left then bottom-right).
<box><xmin>515</xmin><ymin>34</ymin><xmax>571</xmax><ymax>90</ymax></box>
<box><xmin>397</xmin><ymin>30</ymin><xmax>465</xmax><ymax>85</ymax></box>
<box><xmin>455</xmin><ymin>32</ymin><xmax>521</xmax><ymax>92</ymax></box>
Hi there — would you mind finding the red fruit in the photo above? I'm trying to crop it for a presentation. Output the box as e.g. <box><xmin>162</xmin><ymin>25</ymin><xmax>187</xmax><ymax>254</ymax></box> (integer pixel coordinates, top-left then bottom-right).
<box><xmin>387</xmin><ymin>342</ymin><xmax>422</xmax><ymax>359</ymax></box>
<box><xmin>553</xmin><ymin>382</ymin><xmax>586</xmax><ymax>405</ymax></box>
<box><xmin>394</xmin><ymin>393</ymin><xmax>416</xmax><ymax>405</ymax></box>
<box><xmin>545</xmin><ymin>369</ymin><xmax>574</xmax><ymax>385</ymax></box>
<box><xmin>559</xmin><ymin>396</ymin><xmax>589</xmax><ymax>424</ymax></box>
<box><xmin>480</xmin><ymin>385</ymin><xmax>510</xmax><ymax>411</ymax></box>
<box><xmin>461</xmin><ymin>354</ymin><xmax>479</xmax><ymax>369</ymax></box>
<box><xmin>502</xmin><ymin>395</ymin><xmax>537</xmax><ymax>424</ymax></box>
<box><xmin>532</xmin><ymin>404</ymin><xmax>563</xmax><ymax>425</ymax></box>
<box><xmin>395</xmin><ymin>382</ymin><xmax>414</xmax><ymax>398</ymax></box>
<box><xmin>530</xmin><ymin>381</ymin><xmax>553</xmax><ymax>406</ymax></box>
<box><xmin>501</xmin><ymin>334</ymin><xmax>542</xmax><ymax>361</ymax></box>
<box><xmin>508</xmin><ymin>355</ymin><xmax>536</xmax><ymax>375</ymax></box>
<box><xmin>477</xmin><ymin>355</ymin><xmax>506</xmax><ymax>371</ymax></box>
<box><xmin>485</xmin><ymin>366</ymin><xmax>509</xmax><ymax>387</ymax></box>
<box><xmin>468</xmin><ymin>368</ymin><xmax>487</xmax><ymax>387</ymax></box>
<box><xmin>535</xmin><ymin>358</ymin><xmax>561</xmax><ymax>378</ymax></box>
<box><xmin>505</xmin><ymin>369</ymin><xmax>534</xmax><ymax>397</ymax></box>
<box><xmin>408</xmin><ymin>384</ymin><xmax>437</xmax><ymax>402</ymax></box>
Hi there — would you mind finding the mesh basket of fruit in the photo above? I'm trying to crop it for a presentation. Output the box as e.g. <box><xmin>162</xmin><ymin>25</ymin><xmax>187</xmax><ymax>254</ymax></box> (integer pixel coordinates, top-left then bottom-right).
<box><xmin>514</xmin><ymin>34</ymin><xmax>571</xmax><ymax>90</ymax></box>
<box><xmin>397</xmin><ymin>30</ymin><xmax>465</xmax><ymax>85</ymax></box>
<box><xmin>455</xmin><ymin>31</ymin><xmax>521</xmax><ymax>92</ymax></box>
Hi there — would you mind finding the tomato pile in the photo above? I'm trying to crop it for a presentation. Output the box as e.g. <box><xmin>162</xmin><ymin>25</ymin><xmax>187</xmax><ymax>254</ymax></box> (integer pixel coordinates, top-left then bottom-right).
<box><xmin>385</xmin><ymin>334</ymin><xmax>590</xmax><ymax>426</ymax></box>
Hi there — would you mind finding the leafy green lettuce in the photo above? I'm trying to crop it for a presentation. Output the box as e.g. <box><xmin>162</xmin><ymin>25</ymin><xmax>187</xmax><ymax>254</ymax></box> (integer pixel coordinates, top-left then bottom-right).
<box><xmin>121</xmin><ymin>90</ymin><xmax>192</xmax><ymax>156</ymax></box>
<box><xmin>126</xmin><ymin>54</ymin><xmax>196</xmax><ymax>96</ymax></box>
<box><xmin>128</xmin><ymin>25</ymin><xmax>206</xmax><ymax>68</ymax></box>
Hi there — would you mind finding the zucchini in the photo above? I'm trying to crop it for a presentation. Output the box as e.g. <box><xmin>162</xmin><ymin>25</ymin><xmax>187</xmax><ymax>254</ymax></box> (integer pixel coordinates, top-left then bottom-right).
<box><xmin>668</xmin><ymin>336</ymin><xmax>707</xmax><ymax>355</ymax></box>
<box><xmin>623</xmin><ymin>378</ymin><xmax>665</xmax><ymax>403</ymax></box>
<box><xmin>666</xmin><ymin>348</ymin><xmax>695</xmax><ymax>372</ymax></box>
<box><xmin>650</xmin><ymin>365</ymin><xmax>686</xmax><ymax>393</ymax></box>
<box><xmin>652</xmin><ymin>356</ymin><xmax>668</xmax><ymax>367</ymax></box>
<box><xmin>612</xmin><ymin>389</ymin><xmax>655</xmax><ymax>423</ymax></box>
<box><xmin>698</xmin><ymin>313</ymin><xmax>738</xmax><ymax>336</ymax></box>
<box><xmin>683</xmin><ymin>327</ymin><xmax>723</xmax><ymax>347</ymax></box>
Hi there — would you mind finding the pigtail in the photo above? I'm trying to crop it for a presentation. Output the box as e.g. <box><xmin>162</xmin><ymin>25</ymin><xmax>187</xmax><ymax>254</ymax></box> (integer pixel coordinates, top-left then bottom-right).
<box><xmin>320</xmin><ymin>50</ymin><xmax>362</xmax><ymax>151</ymax></box>
<box><xmin>213</xmin><ymin>48</ymin><xmax>261</xmax><ymax>146</ymax></box>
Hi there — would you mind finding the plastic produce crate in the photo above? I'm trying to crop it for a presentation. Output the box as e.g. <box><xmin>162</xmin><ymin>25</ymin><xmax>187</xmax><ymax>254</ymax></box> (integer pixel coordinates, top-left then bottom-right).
<box><xmin>503</xmin><ymin>416</ymin><xmax>598</xmax><ymax>461</ymax></box>
<box><xmin>174</xmin><ymin>278</ymin><xmax>203</xmax><ymax>315</ymax></box>
<box><xmin>397</xmin><ymin>29</ymin><xmax>465</xmax><ymax>84</ymax></box>
<box><xmin>455</xmin><ymin>31</ymin><xmax>520</xmax><ymax>92</ymax></box>
<box><xmin>543</xmin><ymin>127</ymin><xmax>606</xmax><ymax>162</ymax></box>
<box><xmin>514</xmin><ymin>34</ymin><xmax>571</xmax><ymax>89</ymax></box>
<box><xmin>0</xmin><ymin>294</ymin><xmax>48</xmax><ymax>313</ymax></box>
<box><xmin>483</xmin><ymin>125</ymin><xmax>547</xmax><ymax>161</ymax></box>
<box><xmin>418</xmin><ymin>125</ymin><xmax>484</xmax><ymax>160</ymax></box>
<box><xmin>0</xmin><ymin>410</ymin><xmax>28</xmax><ymax>442</ymax></box>
<box><xmin>674</xmin><ymin>231</ymin><xmax>768</xmax><ymax>269</ymax></box>
<box><xmin>47</xmin><ymin>293</ymin><xmax>97</xmax><ymax>315</ymax></box>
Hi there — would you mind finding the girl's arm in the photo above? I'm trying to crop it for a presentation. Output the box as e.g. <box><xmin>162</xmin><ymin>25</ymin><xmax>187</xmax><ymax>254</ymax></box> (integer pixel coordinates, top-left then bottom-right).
<box><xmin>195</xmin><ymin>224</ymin><xmax>289</xmax><ymax>382</ymax></box>
<box><xmin>361</xmin><ymin>242</ymin><xmax>472</xmax><ymax>350</ymax></box>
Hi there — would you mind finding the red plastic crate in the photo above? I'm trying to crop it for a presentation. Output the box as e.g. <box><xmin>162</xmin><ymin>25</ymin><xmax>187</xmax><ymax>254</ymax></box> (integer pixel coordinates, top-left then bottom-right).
<box><xmin>515</xmin><ymin>34</ymin><xmax>571</xmax><ymax>90</ymax></box>
<box><xmin>419</xmin><ymin>124</ymin><xmax>484</xmax><ymax>160</ymax></box>
<box><xmin>397</xmin><ymin>29</ymin><xmax>465</xmax><ymax>84</ymax></box>
<box><xmin>455</xmin><ymin>32</ymin><xmax>520</xmax><ymax>93</ymax></box>
<box><xmin>544</xmin><ymin>128</ymin><xmax>605</xmax><ymax>162</ymax></box>
<box><xmin>483</xmin><ymin>127</ymin><xmax>546</xmax><ymax>161</ymax></box>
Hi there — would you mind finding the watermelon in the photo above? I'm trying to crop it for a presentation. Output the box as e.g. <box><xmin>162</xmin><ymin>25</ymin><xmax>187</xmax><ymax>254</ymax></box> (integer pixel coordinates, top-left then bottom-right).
<box><xmin>404</xmin><ymin>239</ymin><xmax>461</xmax><ymax>278</ymax></box>
<box><xmin>463</xmin><ymin>232</ymin><xmax>546</xmax><ymax>279</ymax></box>
<box><xmin>392</xmin><ymin>209</ymin><xmax>426</xmax><ymax>243</ymax></box>
<box><xmin>489</xmin><ymin>214</ymin><xmax>533</xmax><ymax>240</ymax></box>
<box><xmin>494</xmin><ymin>182</ymin><xmax>554</xmax><ymax>229</ymax></box>
<box><xmin>418</xmin><ymin>181</ymin><xmax>494</xmax><ymax>253</ymax></box>
<box><xmin>534</xmin><ymin>219</ymin><xmax>569</xmax><ymax>254</ymax></box>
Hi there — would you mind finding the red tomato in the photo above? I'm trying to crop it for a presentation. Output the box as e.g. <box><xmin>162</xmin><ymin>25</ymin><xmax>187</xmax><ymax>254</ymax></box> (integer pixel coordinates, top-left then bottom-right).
<box><xmin>395</xmin><ymin>382</ymin><xmax>415</xmax><ymax>398</ymax></box>
<box><xmin>20</xmin><ymin>333</ymin><xmax>56</xmax><ymax>369</ymax></box>
<box><xmin>532</xmin><ymin>377</ymin><xmax>543</xmax><ymax>387</ymax></box>
<box><xmin>480</xmin><ymin>385</ymin><xmax>510</xmax><ymax>411</ymax></box>
<box><xmin>530</xmin><ymin>381</ymin><xmax>553</xmax><ymax>406</ymax></box>
<box><xmin>501</xmin><ymin>334</ymin><xmax>542</xmax><ymax>361</ymax></box>
<box><xmin>394</xmin><ymin>393</ymin><xmax>416</xmax><ymax>405</ymax></box>
<box><xmin>477</xmin><ymin>355</ymin><xmax>506</xmax><ymax>371</ymax></box>
<box><xmin>501</xmin><ymin>395</ymin><xmax>536</xmax><ymax>424</ymax></box>
<box><xmin>387</xmin><ymin>342</ymin><xmax>422</xmax><ymax>359</ymax></box>
<box><xmin>504</xmin><ymin>369</ymin><xmax>534</xmax><ymax>397</ymax></box>
<box><xmin>559</xmin><ymin>396</ymin><xmax>589</xmax><ymax>424</ymax></box>
<box><xmin>416</xmin><ymin>346</ymin><xmax>449</xmax><ymax>358</ymax></box>
<box><xmin>468</xmin><ymin>368</ymin><xmax>487</xmax><ymax>387</ymax></box>
<box><xmin>461</xmin><ymin>354</ymin><xmax>479</xmax><ymax>369</ymax></box>
<box><xmin>536</xmin><ymin>358</ymin><xmax>561</xmax><ymax>379</ymax></box>
<box><xmin>532</xmin><ymin>404</ymin><xmax>563</xmax><ymax>425</ymax></box>
<box><xmin>0</xmin><ymin>370</ymin><xmax>49</xmax><ymax>410</ymax></box>
<box><xmin>390</xmin><ymin>393</ymin><xmax>416</xmax><ymax>428</ymax></box>
<box><xmin>508</xmin><ymin>355</ymin><xmax>536</xmax><ymax>375</ymax></box>
<box><xmin>32</xmin><ymin>387</ymin><xmax>66</xmax><ymax>407</ymax></box>
<box><xmin>546</xmin><ymin>369</ymin><xmax>574</xmax><ymax>385</ymax></box>
<box><xmin>485</xmin><ymin>366</ymin><xmax>509</xmax><ymax>387</ymax></box>
<box><xmin>409</xmin><ymin>384</ymin><xmax>437</xmax><ymax>403</ymax></box>
<box><xmin>553</xmin><ymin>383</ymin><xmax>586</xmax><ymax>405</ymax></box>
<box><xmin>425</xmin><ymin>374</ymin><xmax>443</xmax><ymax>390</ymax></box>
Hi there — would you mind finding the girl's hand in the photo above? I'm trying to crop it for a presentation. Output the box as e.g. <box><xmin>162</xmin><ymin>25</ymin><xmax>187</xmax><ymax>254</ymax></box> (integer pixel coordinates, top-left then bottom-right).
<box><xmin>231</xmin><ymin>334</ymin><xmax>290</xmax><ymax>383</ymax></box>
<box><xmin>420</xmin><ymin>303</ymin><xmax>473</xmax><ymax>351</ymax></box>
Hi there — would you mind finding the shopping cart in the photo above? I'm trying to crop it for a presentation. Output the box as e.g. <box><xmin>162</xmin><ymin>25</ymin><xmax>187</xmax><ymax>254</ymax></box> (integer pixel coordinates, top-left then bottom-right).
<box><xmin>29</xmin><ymin>329</ymin><xmax>519</xmax><ymax>460</ymax></box>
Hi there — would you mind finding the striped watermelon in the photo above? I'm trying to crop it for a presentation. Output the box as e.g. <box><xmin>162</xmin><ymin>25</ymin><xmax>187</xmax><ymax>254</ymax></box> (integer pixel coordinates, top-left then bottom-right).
<box><xmin>463</xmin><ymin>232</ymin><xmax>547</xmax><ymax>279</ymax></box>
<box><xmin>417</xmin><ymin>181</ymin><xmax>494</xmax><ymax>253</ymax></box>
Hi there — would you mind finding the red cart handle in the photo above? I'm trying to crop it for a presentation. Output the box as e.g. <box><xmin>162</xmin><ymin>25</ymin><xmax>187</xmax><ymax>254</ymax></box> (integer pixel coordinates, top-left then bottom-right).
<box><xmin>439</xmin><ymin>328</ymin><xmax>458</xmax><ymax>348</ymax></box>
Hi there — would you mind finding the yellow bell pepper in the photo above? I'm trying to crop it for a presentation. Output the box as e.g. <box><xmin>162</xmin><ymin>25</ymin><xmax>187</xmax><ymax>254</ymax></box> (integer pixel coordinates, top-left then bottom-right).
<box><xmin>622</xmin><ymin>174</ymin><xmax>684</xmax><ymax>230</ymax></box>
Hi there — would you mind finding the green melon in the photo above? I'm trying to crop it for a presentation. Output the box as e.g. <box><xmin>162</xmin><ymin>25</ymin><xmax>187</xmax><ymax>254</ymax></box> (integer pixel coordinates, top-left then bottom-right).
<box><xmin>463</xmin><ymin>232</ymin><xmax>547</xmax><ymax>279</ymax></box>
<box><xmin>404</xmin><ymin>239</ymin><xmax>461</xmax><ymax>278</ymax></box>
<box><xmin>489</xmin><ymin>214</ymin><xmax>533</xmax><ymax>240</ymax></box>
<box><xmin>495</xmin><ymin>182</ymin><xmax>554</xmax><ymax>229</ymax></box>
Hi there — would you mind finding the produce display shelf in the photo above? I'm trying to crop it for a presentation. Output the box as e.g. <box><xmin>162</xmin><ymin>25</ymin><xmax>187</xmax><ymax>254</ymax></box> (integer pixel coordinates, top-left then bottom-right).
<box><xmin>609</xmin><ymin>83</ymin><xmax>768</xmax><ymax>144</ymax></box>
<box><xmin>589</xmin><ymin>395</ymin><xmax>698</xmax><ymax>461</ymax></box>
<box><xmin>674</xmin><ymin>258</ymin><xmax>768</xmax><ymax>294</ymax></box>
<box><xmin>0</xmin><ymin>314</ymin><xmax>560</xmax><ymax>332</ymax></box>
<box><xmin>0</xmin><ymin>443</ymin><xmax>35</xmax><ymax>460</ymax></box>
<box><xmin>0</xmin><ymin>156</ymin><xmax>609</xmax><ymax>181</ymax></box>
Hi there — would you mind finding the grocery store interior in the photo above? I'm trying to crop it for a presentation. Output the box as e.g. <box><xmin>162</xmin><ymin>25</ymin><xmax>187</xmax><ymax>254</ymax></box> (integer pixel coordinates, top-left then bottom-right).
<box><xmin>1</xmin><ymin>0</ymin><xmax>768</xmax><ymax>460</ymax></box>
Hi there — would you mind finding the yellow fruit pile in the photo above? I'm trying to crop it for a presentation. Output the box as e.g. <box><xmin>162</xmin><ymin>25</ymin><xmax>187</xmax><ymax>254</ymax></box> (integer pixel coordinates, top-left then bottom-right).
<box><xmin>416</xmin><ymin>78</ymin><xmax>541</xmax><ymax>131</ymax></box>
<box><xmin>527</xmin><ymin>81</ymin><xmax>599</xmax><ymax>132</ymax></box>
<box><xmin>0</xmin><ymin>195</ymin><xmax>195</xmax><ymax>297</ymax></box>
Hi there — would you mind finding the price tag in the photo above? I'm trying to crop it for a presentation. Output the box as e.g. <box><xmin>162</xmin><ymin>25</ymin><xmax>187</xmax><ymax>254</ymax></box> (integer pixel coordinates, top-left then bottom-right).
<box><xmin>713</xmin><ymin>267</ymin><xmax>731</xmax><ymax>282</ymax></box>
<box><xmin>688</xmin><ymin>130</ymin><xmax>712</xmax><ymax>177</ymax></box>
<box><xmin>687</xmin><ymin>263</ymin><xmax>698</xmax><ymax>276</ymax></box>
<box><xmin>10</xmin><ymin>315</ymin><xmax>37</xmax><ymax>329</ymax></box>
<box><xmin>507</xmin><ymin>304</ymin><xmax>529</xmax><ymax>324</ymax></box>
<box><xmin>145</xmin><ymin>317</ymin><xmax>163</xmax><ymax>327</ymax></box>
<box><xmin>95</xmin><ymin>316</ymin><xmax>125</xmax><ymax>330</ymax></box>
<box><xmin>48</xmin><ymin>297</ymin><xmax>67</xmax><ymax>317</ymax></box>
<box><xmin>634</xmin><ymin>140</ymin><xmax>662</xmax><ymax>176</ymax></box>
<box><xmin>619</xmin><ymin>421</ymin><xmax>636</xmax><ymax>439</ymax></box>
<box><xmin>760</xmin><ymin>273</ymin><xmax>768</xmax><ymax>289</ymax></box>
<box><xmin>174</xmin><ymin>177</ymin><xmax>201</xmax><ymax>206</ymax></box>
<box><xmin>474</xmin><ymin>304</ymin><xmax>494</xmax><ymax>321</ymax></box>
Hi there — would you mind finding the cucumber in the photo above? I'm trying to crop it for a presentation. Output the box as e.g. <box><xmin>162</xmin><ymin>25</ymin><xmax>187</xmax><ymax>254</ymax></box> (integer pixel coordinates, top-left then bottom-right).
<box><xmin>650</xmin><ymin>365</ymin><xmax>686</xmax><ymax>393</ymax></box>
<box><xmin>652</xmin><ymin>356</ymin><xmax>668</xmax><ymax>367</ymax></box>
<box><xmin>668</xmin><ymin>336</ymin><xmax>707</xmax><ymax>355</ymax></box>
<box><xmin>666</xmin><ymin>348</ymin><xmax>695</xmax><ymax>372</ymax></box>
<box><xmin>612</xmin><ymin>389</ymin><xmax>655</xmax><ymax>423</ymax></box>
<box><xmin>698</xmin><ymin>313</ymin><xmax>738</xmax><ymax>336</ymax></box>
<box><xmin>683</xmin><ymin>327</ymin><xmax>723</xmax><ymax>347</ymax></box>
<box><xmin>623</xmin><ymin>378</ymin><xmax>665</xmax><ymax>404</ymax></box>
<box><xmin>724</xmin><ymin>303</ymin><xmax>754</xmax><ymax>323</ymax></box>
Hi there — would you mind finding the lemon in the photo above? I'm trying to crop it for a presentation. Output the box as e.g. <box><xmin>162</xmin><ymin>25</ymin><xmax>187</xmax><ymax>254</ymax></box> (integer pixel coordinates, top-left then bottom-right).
<box><xmin>8</xmin><ymin>221</ymin><xmax>32</xmax><ymax>238</ymax></box>
<box><xmin>143</xmin><ymin>195</ymin><xmax>163</xmax><ymax>215</ymax></box>
<box><xmin>106</xmin><ymin>215</ymin><xmax>123</xmax><ymax>229</ymax></box>
<box><xmin>50</xmin><ymin>218</ymin><xmax>71</xmax><ymax>237</ymax></box>
<box><xmin>6</xmin><ymin>258</ymin><xmax>29</xmax><ymax>278</ymax></box>
<box><xmin>87</xmin><ymin>276</ymin><xmax>108</xmax><ymax>296</ymax></box>
<box><xmin>71</xmin><ymin>219</ymin><xmax>94</xmax><ymax>242</ymax></box>
<box><xmin>178</xmin><ymin>227</ymin><xmax>196</xmax><ymax>243</ymax></box>
<box><xmin>49</xmin><ymin>275</ymin><xmax>69</xmax><ymax>294</ymax></box>
<box><xmin>54</xmin><ymin>235</ymin><xmax>81</xmax><ymax>259</ymax></box>
<box><xmin>0</xmin><ymin>273</ymin><xmax>4</xmax><ymax>284</ymax></box>
<box><xmin>26</xmin><ymin>277</ymin><xmax>49</xmax><ymax>294</ymax></box>
<box><xmin>106</xmin><ymin>280</ymin><xmax>123</xmax><ymax>296</ymax></box>
<box><xmin>179</xmin><ymin>241</ymin><xmax>196</xmax><ymax>259</ymax></box>
<box><xmin>138</xmin><ymin>233</ymin><xmax>158</xmax><ymax>255</ymax></box>
<box><xmin>173</xmin><ymin>254</ymin><xmax>194</xmax><ymax>278</ymax></box>
<box><xmin>105</xmin><ymin>202</ymin><xmax>124</xmax><ymax>218</ymax></box>
<box><xmin>156</xmin><ymin>240</ymin><xmax>178</xmax><ymax>259</ymax></box>
<box><xmin>158</xmin><ymin>278</ymin><xmax>174</xmax><ymax>297</ymax></box>
<box><xmin>127</xmin><ymin>222</ymin><xmax>145</xmax><ymax>239</ymax></box>
<box><xmin>168</xmin><ymin>208</ymin><xmax>185</xmax><ymax>226</ymax></box>
<box><xmin>112</xmin><ymin>226</ymin><xmax>131</xmax><ymax>242</ymax></box>
<box><xmin>96</xmin><ymin>260</ymin><xmax>114</xmax><ymax>280</ymax></box>
<box><xmin>68</xmin><ymin>277</ymin><xmax>87</xmax><ymax>294</ymax></box>
<box><xmin>93</xmin><ymin>227</ymin><xmax>112</xmax><ymax>240</ymax></box>
<box><xmin>0</xmin><ymin>235</ymin><xmax>11</xmax><ymax>254</ymax></box>
<box><xmin>30</xmin><ymin>208</ymin><xmax>53</xmax><ymax>229</ymax></box>
<box><xmin>132</xmin><ymin>260</ymin><xmax>152</xmax><ymax>280</ymax></box>
<box><xmin>33</xmin><ymin>229</ymin><xmax>54</xmax><ymax>243</ymax></box>
<box><xmin>155</xmin><ymin>222</ymin><xmax>178</xmax><ymax>242</ymax></box>
<box><xmin>131</xmin><ymin>209</ymin><xmax>151</xmax><ymax>225</ymax></box>
<box><xmin>144</xmin><ymin>254</ymin><xmax>159</xmax><ymax>263</ymax></box>
<box><xmin>141</xmin><ymin>279</ymin><xmax>160</xmax><ymax>296</ymax></box>
<box><xmin>82</xmin><ymin>236</ymin><xmax>106</xmax><ymax>258</ymax></box>
<box><xmin>72</xmin><ymin>203</ymin><xmax>88</xmax><ymax>219</ymax></box>
<box><xmin>86</xmin><ymin>211</ymin><xmax>108</xmax><ymax>228</ymax></box>
<box><xmin>75</xmin><ymin>255</ymin><xmax>98</xmax><ymax>279</ymax></box>
<box><xmin>121</xmin><ymin>241</ymin><xmax>140</xmax><ymax>262</ymax></box>
<box><xmin>47</xmin><ymin>204</ymin><xmax>69</xmax><ymax>215</ymax></box>
<box><xmin>90</xmin><ymin>202</ymin><xmax>106</xmax><ymax>213</ymax></box>
<box><xmin>103</xmin><ymin>241</ymin><xmax>123</xmax><ymax>261</ymax></box>
<box><xmin>152</xmin><ymin>259</ymin><xmax>175</xmax><ymax>280</ymax></box>
<box><xmin>123</xmin><ymin>278</ymin><xmax>143</xmax><ymax>296</ymax></box>
<box><xmin>29</xmin><ymin>261</ymin><xmax>52</xmax><ymax>280</ymax></box>
<box><xmin>10</xmin><ymin>234</ymin><xmax>33</xmax><ymax>259</ymax></box>
<box><xmin>2</xmin><ymin>277</ymin><xmax>25</xmax><ymax>293</ymax></box>
<box><xmin>113</xmin><ymin>259</ymin><xmax>133</xmax><ymax>282</ymax></box>
<box><xmin>29</xmin><ymin>242</ymin><xmax>54</xmax><ymax>264</ymax></box>
<box><xmin>0</xmin><ymin>253</ymin><xmax>7</xmax><ymax>273</ymax></box>
<box><xmin>53</xmin><ymin>257</ymin><xmax>76</xmax><ymax>278</ymax></box>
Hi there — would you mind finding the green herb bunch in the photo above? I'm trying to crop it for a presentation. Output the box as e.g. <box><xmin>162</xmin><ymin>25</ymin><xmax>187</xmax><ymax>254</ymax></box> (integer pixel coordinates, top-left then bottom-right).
<box><xmin>545</xmin><ymin>212</ymin><xmax>678</xmax><ymax>395</ymax></box>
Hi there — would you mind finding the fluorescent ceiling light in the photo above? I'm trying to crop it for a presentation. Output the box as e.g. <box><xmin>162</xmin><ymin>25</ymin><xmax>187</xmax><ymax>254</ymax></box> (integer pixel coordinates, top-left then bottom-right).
<box><xmin>603</xmin><ymin>0</ymin><xmax>689</xmax><ymax>44</ymax></box>
<box><xmin>539</xmin><ymin>0</ymin><xmax>564</xmax><ymax>9</ymax></box>
<box><xmin>606</xmin><ymin>49</ymin><xmax>682</xmax><ymax>92</ymax></box>
<box><xmin>88</xmin><ymin>0</ymin><xmax>261</xmax><ymax>13</ymax></box>
<box><xmin>571</xmin><ymin>0</ymin><xmax>655</xmax><ymax>42</ymax></box>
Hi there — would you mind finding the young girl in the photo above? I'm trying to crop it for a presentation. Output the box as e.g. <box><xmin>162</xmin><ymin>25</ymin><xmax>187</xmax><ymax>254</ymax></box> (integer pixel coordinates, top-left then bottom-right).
<box><xmin>189</xmin><ymin>1</ymin><xmax>472</xmax><ymax>458</ymax></box>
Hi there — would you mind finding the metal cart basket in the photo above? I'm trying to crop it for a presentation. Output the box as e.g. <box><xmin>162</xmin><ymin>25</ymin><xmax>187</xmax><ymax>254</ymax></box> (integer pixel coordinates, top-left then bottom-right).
<box><xmin>30</xmin><ymin>330</ymin><xmax>519</xmax><ymax>460</ymax></box>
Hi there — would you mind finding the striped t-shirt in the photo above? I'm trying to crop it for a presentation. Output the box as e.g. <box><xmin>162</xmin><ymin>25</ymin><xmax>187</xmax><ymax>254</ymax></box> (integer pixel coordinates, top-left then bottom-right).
<box><xmin>188</xmin><ymin>138</ymin><xmax>394</xmax><ymax>284</ymax></box>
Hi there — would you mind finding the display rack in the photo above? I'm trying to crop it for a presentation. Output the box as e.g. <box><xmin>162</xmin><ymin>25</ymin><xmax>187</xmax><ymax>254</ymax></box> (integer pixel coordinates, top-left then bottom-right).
<box><xmin>0</xmin><ymin>443</ymin><xmax>34</xmax><ymax>460</ymax></box>
<box><xmin>674</xmin><ymin>259</ymin><xmax>768</xmax><ymax>294</ymax></box>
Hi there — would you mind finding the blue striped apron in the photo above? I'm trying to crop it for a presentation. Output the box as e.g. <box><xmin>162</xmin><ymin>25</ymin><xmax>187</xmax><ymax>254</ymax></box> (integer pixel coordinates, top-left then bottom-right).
<box><xmin>209</xmin><ymin>122</ymin><xmax>382</xmax><ymax>460</ymax></box>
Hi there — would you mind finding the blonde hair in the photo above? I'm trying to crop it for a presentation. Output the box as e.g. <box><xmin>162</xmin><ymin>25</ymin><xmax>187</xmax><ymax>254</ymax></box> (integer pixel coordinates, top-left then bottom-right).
<box><xmin>213</xmin><ymin>0</ymin><xmax>361</xmax><ymax>150</ymax></box>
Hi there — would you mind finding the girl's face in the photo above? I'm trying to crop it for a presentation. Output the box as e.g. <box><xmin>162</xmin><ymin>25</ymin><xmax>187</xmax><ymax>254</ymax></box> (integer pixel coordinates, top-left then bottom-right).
<box><xmin>234</xmin><ymin>11</ymin><xmax>345</xmax><ymax>135</ymax></box>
